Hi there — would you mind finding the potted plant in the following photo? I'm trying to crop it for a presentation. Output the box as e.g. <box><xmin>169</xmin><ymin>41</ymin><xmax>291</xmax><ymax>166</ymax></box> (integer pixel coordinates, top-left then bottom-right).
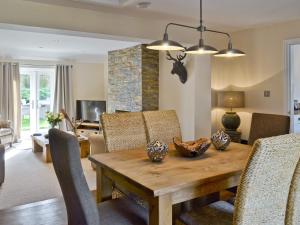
<box><xmin>46</xmin><ymin>112</ymin><xmax>64</xmax><ymax>128</ymax></box>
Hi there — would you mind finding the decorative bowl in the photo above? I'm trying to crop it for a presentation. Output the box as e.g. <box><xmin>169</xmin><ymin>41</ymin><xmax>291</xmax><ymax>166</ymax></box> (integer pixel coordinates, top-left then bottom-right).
<box><xmin>173</xmin><ymin>137</ymin><xmax>211</xmax><ymax>157</ymax></box>
<box><xmin>146</xmin><ymin>140</ymin><xmax>168</xmax><ymax>162</ymax></box>
<box><xmin>211</xmin><ymin>130</ymin><xmax>231</xmax><ymax>151</ymax></box>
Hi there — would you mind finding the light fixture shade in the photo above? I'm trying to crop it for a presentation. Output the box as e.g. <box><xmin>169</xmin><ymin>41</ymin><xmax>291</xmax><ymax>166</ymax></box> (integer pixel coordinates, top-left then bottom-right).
<box><xmin>147</xmin><ymin>32</ymin><xmax>185</xmax><ymax>51</ymax></box>
<box><xmin>214</xmin><ymin>42</ymin><xmax>245</xmax><ymax>58</ymax></box>
<box><xmin>185</xmin><ymin>44</ymin><xmax>218</xmax><ymax>55</ymax></box>
<box><xmin>147</xmin><ymin>39</ymin><xmax>185</xmax><ymax>51</ymax></box>
<box><xmin>214</xmin><ymin>48</ymin><xmax>245</xmax><ymax>57</ymax></box>
<box><xmin>185</xmin><ymin>38</ymin><xmax>218</xmax><ymax>55</ymax></box>
<box><xmin>217</xmin><ymin>91</ymin><xmax>245</xmax><ymax>109</ymax></box>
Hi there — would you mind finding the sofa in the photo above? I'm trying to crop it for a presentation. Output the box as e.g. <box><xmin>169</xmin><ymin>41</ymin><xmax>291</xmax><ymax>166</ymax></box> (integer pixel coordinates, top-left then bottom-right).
<box><xmin>0</xmin><ymin>120</ymin><xmax>14</xmax><ymax>147</ymax></box>
<box><xmin>0</xmin><ymin>144</ymin><xmax>4</xmax><ymax>185</ymax></box>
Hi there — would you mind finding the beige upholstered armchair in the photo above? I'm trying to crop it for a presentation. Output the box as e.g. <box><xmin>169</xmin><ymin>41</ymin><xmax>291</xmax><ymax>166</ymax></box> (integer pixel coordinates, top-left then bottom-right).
<box><xmin>0</xmin><ymin>120</ymin><xmax>14</xmax><ymax>147</ymax></box>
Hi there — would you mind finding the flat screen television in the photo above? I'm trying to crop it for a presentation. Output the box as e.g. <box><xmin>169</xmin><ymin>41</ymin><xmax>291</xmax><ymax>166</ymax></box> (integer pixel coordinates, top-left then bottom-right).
<box><xmin>76</xmin><ymin>100</ymin><xmax>106</xmax><ymax>122</ymax></box>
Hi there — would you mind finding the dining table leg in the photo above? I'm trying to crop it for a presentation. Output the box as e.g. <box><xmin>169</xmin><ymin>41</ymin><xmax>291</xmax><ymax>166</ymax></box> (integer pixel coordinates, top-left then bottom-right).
<box><xmin>149</xmin><ymin>194</ymin><xmax>172</xmax><ymax>225</ymax></box>
<box><xmin>96</xmin><ymin>167</ymin><xmax>112</xmax><ymax>203</ymax></box>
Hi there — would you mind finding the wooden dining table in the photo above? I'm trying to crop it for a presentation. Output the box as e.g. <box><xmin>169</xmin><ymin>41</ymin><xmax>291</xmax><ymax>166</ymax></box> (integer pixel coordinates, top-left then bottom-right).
<box><xmin>89</xmin><ymin>142</ymin><xmax>251</xmax><ymax>225</ymax></box>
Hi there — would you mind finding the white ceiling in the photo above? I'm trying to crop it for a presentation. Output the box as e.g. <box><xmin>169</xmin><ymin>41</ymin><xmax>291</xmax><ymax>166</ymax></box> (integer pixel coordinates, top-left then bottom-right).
<box><xmin>0</xmin><ymin>29</ymin><xmax>139</xmax><ymax>62</ymax></box>
<box><xmin>27</xmin><ymin>0</ymin><xmax>300</xmax><ymax>31</ymax></box>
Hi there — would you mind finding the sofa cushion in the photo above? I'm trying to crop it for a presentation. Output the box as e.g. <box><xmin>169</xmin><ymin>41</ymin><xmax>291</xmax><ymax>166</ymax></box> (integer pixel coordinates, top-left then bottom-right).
<box><xmin>0</xmin><ymin>128</ymin><xmax>13</xmax><ymax>137</ymax></box>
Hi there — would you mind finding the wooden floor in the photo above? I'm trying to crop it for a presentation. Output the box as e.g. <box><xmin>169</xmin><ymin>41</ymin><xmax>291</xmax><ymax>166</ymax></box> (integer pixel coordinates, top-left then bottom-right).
<box><xmin>0</xmin><ymin>198</ymin><xmax>67</xmax><ymax>225</ymax></box>
<box><xmin>0</xmin><ymin>191</ymin><xmax>99</xmax><ymax>225</ymax></box>
<box><xmin>0</xmin><ymin>191</ymin><xmax>235</xmax><ymax>225</ymax></box>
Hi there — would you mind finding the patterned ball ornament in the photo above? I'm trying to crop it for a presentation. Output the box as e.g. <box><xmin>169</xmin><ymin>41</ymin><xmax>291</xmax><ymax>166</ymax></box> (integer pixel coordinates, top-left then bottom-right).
<box><xmin>146</xmin><ymin>140</ymin><xmax>168</xmax><ymax>162</ymax></box>
<box><xmin>211</xmin><ymin>130</ymin><xmax>231</xmax><ymax>151</ymax></box>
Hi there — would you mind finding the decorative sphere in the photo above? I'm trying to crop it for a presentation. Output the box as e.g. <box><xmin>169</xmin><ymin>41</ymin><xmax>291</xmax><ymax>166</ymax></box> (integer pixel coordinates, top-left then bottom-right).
<box><xmin>211</xmin><ymin>130</ymin><xmax>231</xmax><ymax>151</ymax></box>
<box><xmin>146</xmin><ymin>140</ymin><xmax>168</xmax><ymax>162</ymax></box>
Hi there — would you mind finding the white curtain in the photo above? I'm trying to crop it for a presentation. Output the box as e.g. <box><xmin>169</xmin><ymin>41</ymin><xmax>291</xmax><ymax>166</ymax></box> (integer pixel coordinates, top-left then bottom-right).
<box><xmin>0</xmin><ymin>63</ymin><xmax>21</xmax><ymax>140</ymax></box>
<box><xmin>53</xmin><ymin>65</ymin><xmax>74</xmax><ymax>118</ymax></box>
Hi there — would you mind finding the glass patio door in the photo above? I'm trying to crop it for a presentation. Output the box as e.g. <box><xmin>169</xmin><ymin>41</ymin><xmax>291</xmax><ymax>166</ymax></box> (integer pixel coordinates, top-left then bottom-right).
<box><xmin>20</xmin><ymin>67</ymin><xmax>55</xmax><ymax>134</ymax></box>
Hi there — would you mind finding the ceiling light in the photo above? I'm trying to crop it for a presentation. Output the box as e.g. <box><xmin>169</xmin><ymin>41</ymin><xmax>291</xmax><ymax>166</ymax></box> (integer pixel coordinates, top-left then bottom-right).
<box><xmin>147</xmin><ymin>0</ymin><xmax>245</xmax><ymax>58</ymax></box>
<box><xmin>214</xmin><ymin>42</ymin><xmax>246</xmax><ymax>58</ymax></box>
<box><xmin>185</xmin><ymin>38</ymin><xmax>218</xmax><ymax>55</ymax></box>
<box><xmin>147</xmin><ymin>33</ymin><xmax>185</xmax><ymax>51</ymax></box>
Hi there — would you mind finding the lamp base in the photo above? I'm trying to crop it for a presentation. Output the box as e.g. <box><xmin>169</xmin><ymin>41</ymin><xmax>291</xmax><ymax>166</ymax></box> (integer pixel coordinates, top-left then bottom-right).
<box><xmin>222</xmin><ymin>112</ymin><xmax>240</xmax><ymax>131</ymax></box>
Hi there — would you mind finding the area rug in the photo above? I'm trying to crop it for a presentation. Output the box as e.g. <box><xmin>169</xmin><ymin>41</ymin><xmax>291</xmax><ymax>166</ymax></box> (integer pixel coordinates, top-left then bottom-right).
<box><xmin>0</xmin><ymin>141</ymin><xmax>96</xmax><ymax>210</ymax></box>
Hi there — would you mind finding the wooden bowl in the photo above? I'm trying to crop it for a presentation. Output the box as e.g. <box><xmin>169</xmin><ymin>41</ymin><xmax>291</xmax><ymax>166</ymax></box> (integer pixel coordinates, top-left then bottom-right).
<box><xmin>173</xmin><ymin>137</ymin><xmax>211</xmax><ymax>157</ymax></box>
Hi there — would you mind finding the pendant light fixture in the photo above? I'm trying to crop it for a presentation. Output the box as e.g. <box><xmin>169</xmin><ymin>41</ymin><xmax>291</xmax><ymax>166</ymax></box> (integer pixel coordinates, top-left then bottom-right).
<box><xmin>147</xmin><ymin>0</ymin><xmax>245</xmax><ymax>57</ymax></box>
<box><xmin>214</xmin><ymin>41</ymin><xmax>245</xmax><ymax>57</ymax></box>
<box><xmin>147</xmin><ymin>32</ymin><xmax>184</xmax><ymax>51</ymax></box>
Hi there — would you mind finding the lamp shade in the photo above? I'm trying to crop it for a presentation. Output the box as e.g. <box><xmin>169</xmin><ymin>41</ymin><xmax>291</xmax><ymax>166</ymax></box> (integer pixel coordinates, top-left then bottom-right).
<box><xmin>185</xmin><ymin>38</ymin><xmax>218</xmax><ymax>55</ymax></box>
<box><xmin>214</xmin><ymin>42</ymin><xmax>245</xmax><ymax>58</ymax></box>
<box><xmin>214</xmin><ymin>48</ymin><xmax>246</xmax><ymax>58</ymax></box>
<box><xmin>147</xmin><ymin>33</ymin><xmax>185</xmax><ymax>51</ymax></box>
<box><xmin>217</xmin><ymin>91</ymin><xmax>245</xmax><ymax>109</ymax></box>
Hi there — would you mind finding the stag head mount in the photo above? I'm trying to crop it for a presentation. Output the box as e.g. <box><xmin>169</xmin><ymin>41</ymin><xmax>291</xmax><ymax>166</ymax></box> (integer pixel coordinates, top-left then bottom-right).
<box><xmin>166</xmin><ymin>50</ymin><xmax>188</xmax><ymax>84</ymax></box>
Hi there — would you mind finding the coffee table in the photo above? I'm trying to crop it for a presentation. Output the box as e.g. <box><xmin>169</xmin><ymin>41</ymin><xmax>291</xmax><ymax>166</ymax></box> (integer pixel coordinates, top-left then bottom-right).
<box><xmin>32</xmin><ymin>134</ymin><xmax>90</xmax><ymax>163</ymax></box>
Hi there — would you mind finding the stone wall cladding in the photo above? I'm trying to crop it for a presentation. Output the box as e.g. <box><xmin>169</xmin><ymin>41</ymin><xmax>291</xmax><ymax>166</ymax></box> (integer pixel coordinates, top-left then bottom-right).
<box><xmin>108</xmin><ymin>44</ymin><xmax>159</xmax><ymax>113</ymax></box>
<box><xmin>141</xmin><ymin>44</ymin><xmax>159</xmax><ymax>111</ymax></box>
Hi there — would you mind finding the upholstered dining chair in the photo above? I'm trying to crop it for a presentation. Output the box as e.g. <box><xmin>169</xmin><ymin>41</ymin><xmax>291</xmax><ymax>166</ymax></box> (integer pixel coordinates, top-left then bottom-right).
<box><xmin>178</xmin><ymin>134</ymin><xmax>300</xmax><ymax>225</ymax></box>
<box><xmin>286</xmin><ymin>159</ymin><xmax>300</xmax><ymax>225</ymax></box>
<box><xmin>248</xmin><ymin>113</ymin><xmax>290</xmax><ymax>145</ymax></box>
<box><xmin>143</xmin><ymin>110</ymin><xmax>182</xmax><ymax>144</ymax></box>
<box><xmin>48</xmin><ymin>129</ymin><xmax>148</xmax><ymax>225</ymax></box>
<box><xmin>101</xmin><ymin>112</ymin><xmax>148</xmax><ymax>152</ymax></box>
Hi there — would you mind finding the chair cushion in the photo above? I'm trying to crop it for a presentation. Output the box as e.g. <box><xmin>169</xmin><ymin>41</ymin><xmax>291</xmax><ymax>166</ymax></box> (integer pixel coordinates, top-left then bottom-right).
<box><xmin>99</xmin><ymin>197</ymin><xmax>148</xmax><ymax>225</ymax></box>
<box><xmin>179</xmin><ymin>201</ymin><xmax>234</xmax><ymax>225</ymax></box>
<box><xmin>0</xmin><ymin>121</ymin><xmax>10</xmax><ymax>129</ymax></box>
<box><xmin>0</xmin><ymin>128</ymin><xmax>12</xmax><ymax>137</ymax></box>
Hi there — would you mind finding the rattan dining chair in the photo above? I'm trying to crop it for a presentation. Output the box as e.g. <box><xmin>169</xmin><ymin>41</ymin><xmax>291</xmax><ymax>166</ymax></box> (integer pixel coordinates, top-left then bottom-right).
<box><xmin>143</xmin><ymin>110</ymin><xmax>182</xmax><ymax>144</ymax></box>
<box><xmin>100</xmin><ymin>112</ymin><xmax>149</xmax><ymax>202</ymax></box>
<box><xmin>49</xmin><ymin>129</ymin><xmax>148</xmax><ymax>225</ymax></box>
<box><xmin>178</xmin><ymin>134</ymin><xmax>300</xmax><ymax>225</ymax></box>
<box><xmin>286</xmin><ymin>159</ymin><xmax>300</xmax><ymax>225</ymax></box>
<box><xmin>101</xmin><ymin>112</ymin><xmax>148</xmax><ymax>152</ymax></box>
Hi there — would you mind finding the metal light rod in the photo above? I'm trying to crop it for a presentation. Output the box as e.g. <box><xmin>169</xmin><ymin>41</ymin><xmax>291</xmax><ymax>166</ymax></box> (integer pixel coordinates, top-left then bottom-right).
<box><xmin>164</xmin><ymin>22</ymin><xmax>198</xmax><ymax>34</ymax></box>
<box><xmin>147</xmin><ymin>0</ymin><xmax>245</xmax><ymax>57</ymax></box>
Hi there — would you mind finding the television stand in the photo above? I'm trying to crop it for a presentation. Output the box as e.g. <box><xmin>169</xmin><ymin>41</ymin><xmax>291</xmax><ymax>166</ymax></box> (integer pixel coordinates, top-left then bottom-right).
<box><xmin>77</xmin><ymin>122</ymin><xmax>101</xmax><ymax>136</ymax></box>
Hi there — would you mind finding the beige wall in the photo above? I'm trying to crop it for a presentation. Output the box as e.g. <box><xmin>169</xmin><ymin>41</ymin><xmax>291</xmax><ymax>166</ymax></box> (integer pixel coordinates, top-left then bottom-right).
<box><xmin>212</xmin><ymin>19</ymin><xmax>300</xmax><ymax>140</ymax></box>
<box><xmin>72</xmin><ymin>62</ymin><xmax>106</xmax><ymax>102</ymax></box>
<box><xmin>159</xmin><ymin>52</ymin><xmax>211</xmax><ymax>140</ymax></box>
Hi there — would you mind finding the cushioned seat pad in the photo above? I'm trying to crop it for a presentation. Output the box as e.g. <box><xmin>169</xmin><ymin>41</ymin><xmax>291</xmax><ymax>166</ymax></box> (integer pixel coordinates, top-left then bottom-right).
<box><xmin>179</xmin><ymin>201</ymin><xmax>234</xmax><ymax>225</ymax></box>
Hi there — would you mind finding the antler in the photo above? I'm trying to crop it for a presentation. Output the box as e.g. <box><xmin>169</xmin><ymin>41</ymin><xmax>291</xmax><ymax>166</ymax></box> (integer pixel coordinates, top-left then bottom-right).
<box><xmin>166</xmin><ymin>51</ymin><xmax>177</xmax><ymax>61</ymax></box>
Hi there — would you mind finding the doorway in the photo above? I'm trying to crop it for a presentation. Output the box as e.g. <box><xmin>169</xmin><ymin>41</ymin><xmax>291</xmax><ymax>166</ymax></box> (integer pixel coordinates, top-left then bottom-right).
<box><xmin>20</xmin><ymin>66</ymin><xmax>55</xmax><ymax>136</ymax></box>
<box><xmin>285</xmin><ymin>39</ymin><xmax>300</xmax><ymax>133</ymax></box>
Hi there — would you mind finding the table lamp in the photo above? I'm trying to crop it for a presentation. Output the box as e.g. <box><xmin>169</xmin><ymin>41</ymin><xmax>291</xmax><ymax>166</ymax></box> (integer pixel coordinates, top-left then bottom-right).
<box><xmin>217</xmin><ymin>91</ymin><xmax>245</xmax><ymax>131</ymax></box>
